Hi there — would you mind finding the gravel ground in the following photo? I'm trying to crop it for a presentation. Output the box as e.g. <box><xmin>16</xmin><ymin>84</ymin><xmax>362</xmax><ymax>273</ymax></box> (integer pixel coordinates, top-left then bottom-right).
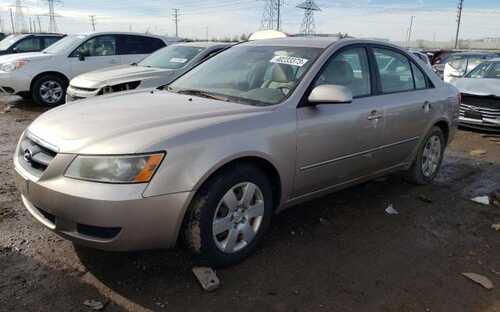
<box><xmin>1</xmin><ymin>97</ymin><xmax>500</xmax><ymax>312</ymax></box>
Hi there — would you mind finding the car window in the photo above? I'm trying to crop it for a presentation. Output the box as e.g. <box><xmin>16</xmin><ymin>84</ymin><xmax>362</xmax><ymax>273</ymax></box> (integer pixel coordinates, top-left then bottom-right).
<box><xmin>467</xmin><ymin>62</ymin><xmax>491</xmax><ymax>78</ymax></box>
<box><xmin>43</xmin><ymin>37</ymin><xmax>61</xmax><ymax>48</ymax></box>
<box><xmin>374</xmin><ymin>48</ymin><xmax>414</xmax><ymax>93</ymax></box>
<box><xmin>139</xmin><ymin>45</ymin><xmax>205</xmax><ymax>69</ymax></box>
<box><xmin>412</xmin><ymin>63</ymin><xmax>427</xmax><ymax>89</ymax></box>
<box><xmin>14</xmin><ymin>37</ymin><xmax>41</xmax><ymax>52</ymax></box>
<box><xmin>73</xmin><ymin>35</ymin><xmax>117</xmax><ymax>57</ymax></box>
<box><xmin>119</xmin><ymin>35</ymin><xmax>166</xmax><ymax>55</ymax></box>
<box><xmin>487</xmin><ymin>63</ymin><xmax>500</xmax><ymax>79</ymax></box>
<box><xmin>315</xmin><ymin>47</ymin><xmax>371</xmax><ymax>98</ymax></box>
<box><xmin>448</xmin><ymin>57</ymin><xmax>468</xmax><ymax>72</ymax></box>
<box><xmin>0</xmin><ymin>34</ymin><xmax>24</xmax><ymax>51</ymax></box>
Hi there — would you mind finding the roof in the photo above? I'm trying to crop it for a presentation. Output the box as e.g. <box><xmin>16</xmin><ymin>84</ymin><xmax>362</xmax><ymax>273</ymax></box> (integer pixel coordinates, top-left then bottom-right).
<box><xmin>74</xmin><ymin>31</ymin><xmax>180</xmax><ymax>41</ymax></box>
<box><xmin>242</xmin><ymin>36</ymin><xmax>342</xmax><ymax>48</ymax></box>
<box><xmin>174</xmin><ymin>41</ymin><xmax>233</xmax><ymax>49</ymax></box>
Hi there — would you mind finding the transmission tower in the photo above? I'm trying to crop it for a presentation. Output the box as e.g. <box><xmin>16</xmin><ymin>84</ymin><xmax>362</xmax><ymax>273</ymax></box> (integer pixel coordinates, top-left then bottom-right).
<box><xmin>14</xmin><ymin>0</ymin><xmax>28</xmax><ymax>33</ymax></box>
<box><xmin>260</xmin><ymin>0</ymin><xmax>284</xmax><ymax>31</ymax></box>
<box><xmin>45</xmin><ymin>0</ymin><xmax>61</xmax><ymax>33</ymax></box>
<box><xmin>297</xmin><ymin>0</ymin><xmax>321</xmax><ymax>36</ymax></box>
<box><xmin>454</xmin><ymin>0</ymin><xmax>464</xmax><ymax>49</ymax></box>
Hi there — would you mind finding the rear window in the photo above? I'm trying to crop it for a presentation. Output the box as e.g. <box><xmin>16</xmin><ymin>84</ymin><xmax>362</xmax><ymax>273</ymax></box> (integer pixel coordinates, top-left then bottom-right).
<box><xmin>118</xmin><ymin>35</ymin><xmax>166</xmax><ymax>55</ymax></box>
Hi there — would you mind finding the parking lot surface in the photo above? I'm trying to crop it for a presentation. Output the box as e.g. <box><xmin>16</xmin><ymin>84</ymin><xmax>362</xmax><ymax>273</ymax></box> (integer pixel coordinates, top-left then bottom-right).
<box><xmin>1</xmin><ymin>97</ymin><xmax>500</xmax><ymax>312</ymax></box>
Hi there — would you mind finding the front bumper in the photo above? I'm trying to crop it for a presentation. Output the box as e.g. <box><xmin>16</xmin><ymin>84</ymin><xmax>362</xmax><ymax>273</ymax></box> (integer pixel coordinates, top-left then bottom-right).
<box><xmin>66</xmin><ymin>85</ymin><xmax>100</xmax><ymax>102</ymax></box>
<box><xmin>14</xmin><ymin>159</ymin><xmax>193</xmax><ymax>251</ymax></box>
<box><xmin>459</xmin><ymin>116</ymin><xmax>500</xmax><ymax>131</ymax></box>
<box><xmin>0</xmin><ymin>71</ymin><xmax>31</xmax><ymax>95</ymax></box>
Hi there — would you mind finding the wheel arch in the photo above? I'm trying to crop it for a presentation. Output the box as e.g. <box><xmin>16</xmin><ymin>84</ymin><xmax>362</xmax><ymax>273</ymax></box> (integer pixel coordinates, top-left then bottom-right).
<box><xmin>30</xmin><ymin>71</ymin><xmax>70</xmax><ymax>93</ymax></box>
<box><xmin>434</xmin><ymin>119</ymin><xmax>450</xmax><ymax>145</ymax></box>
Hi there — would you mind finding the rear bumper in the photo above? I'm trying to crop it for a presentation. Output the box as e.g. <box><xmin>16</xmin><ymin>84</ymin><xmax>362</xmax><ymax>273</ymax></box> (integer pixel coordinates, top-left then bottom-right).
<box><xmin>14</xmin><ymin>166</ymin><xmax>193</xmax><ymax>251</ymax></box>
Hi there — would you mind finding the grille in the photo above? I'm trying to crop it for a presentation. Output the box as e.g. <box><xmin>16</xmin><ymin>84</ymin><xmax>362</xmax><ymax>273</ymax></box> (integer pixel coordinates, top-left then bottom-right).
<box><xmin>69</xmin><ymin>85</ymin><xmax>98</xmax><ymax>92</ymax></box>
<box><xmin>460</xmin><ymin>94</ymin><xmax>500</xmax><ymax>121</ymax></box>
<box><xmin>98</xmin><ymin>81</ymin><xmax>141</xmax><ymax>95</ymax></box>
<box><xmin>18</xmin><ymin>135</ymin><xmax>57</xmax><ymax>176</ymax></box>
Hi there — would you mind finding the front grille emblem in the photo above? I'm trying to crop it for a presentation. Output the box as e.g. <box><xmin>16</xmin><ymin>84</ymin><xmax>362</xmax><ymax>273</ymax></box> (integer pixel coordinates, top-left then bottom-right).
<box><xmin>23</xmin><ymin>149</ymin><xmax>33</xmax><ymax>163</ymax></box>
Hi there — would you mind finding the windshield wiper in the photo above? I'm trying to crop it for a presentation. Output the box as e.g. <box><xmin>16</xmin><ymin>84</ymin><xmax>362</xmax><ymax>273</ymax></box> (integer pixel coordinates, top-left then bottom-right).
<box><xmin>176</xmin><ymin>89</ymin><xmax>230</xmax><ymax>102</ymax></box>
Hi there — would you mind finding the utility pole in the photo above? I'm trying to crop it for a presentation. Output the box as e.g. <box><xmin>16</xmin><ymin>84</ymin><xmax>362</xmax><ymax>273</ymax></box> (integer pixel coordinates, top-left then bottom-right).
<box><xmin>45</xmin><ymin>0</ymin><xmax>61</xmax><ymax>33</ymax></box>
<box><xmin>455</xmin><ymin>0</ymin><xmax>464</xmax><ymax>49</ymax></box>
<box><xmin>206</xmin><ymin>26</ymin><xmax>209</xmax><ymax>41</ymax></box>
<box><xmin>89</xmin><ymin>15</ymin><xmax>96</xmax><ymax>31</ymax></box>
<box><xmin>37</xmin><ymin>15</ymin><xmax>42</xmax><ymax>32</ymax></box>
<box><xmin>260</xmin><ymin>0</ymin><xmax>284</xmax><ymax>31</ymax></box>
<box><xmin>407</xmin><ymin>15</ymin><xmax>415</xmax><ymax>47</ymax></box>
<box><xmin>9</xmin><ymin>8</ymin><xmax>15</xmax><ymax>33</ymax></box>
<box><xmin>276</xmin><ymin>0</ymin><xmax>281</xmax><ymax>31</ymax></box>
<box><xmin>172</xmin><ymin>8</ymin><xmax>179</xmax><ymax>37</ymax></box>
<box><xmin>28</xmin><ymin>16</ymin><xmax>32</xmax><ymax>32</ymax></box>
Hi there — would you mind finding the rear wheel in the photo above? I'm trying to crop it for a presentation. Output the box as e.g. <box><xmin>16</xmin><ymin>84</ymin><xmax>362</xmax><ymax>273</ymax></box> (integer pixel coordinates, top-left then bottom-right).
<box><xmin>31</xmin><ymin>74</ymin><xmax>67</xmax><ymax>106</ymax></box>
<box><xmin>406</xmin><ymin>126</ymin><xmax>445</xmax><ymax>185</ymax></box>
<box><xmin>183</xmin><ymin>164</ymin><xmax>273</xmax><ymax>267</ymax></box>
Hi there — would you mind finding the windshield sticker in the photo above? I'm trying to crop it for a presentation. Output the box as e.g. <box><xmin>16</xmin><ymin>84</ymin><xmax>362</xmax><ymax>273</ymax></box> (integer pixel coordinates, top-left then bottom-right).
<box><xmin>270</xmin><ymin>55</ymin><xmax>309</xmax><ymax>67</ymax></box>
<box><xmin>170</xmin><ymin>58</ymin><xmax>188</xmax><ymax>63</ymax></box>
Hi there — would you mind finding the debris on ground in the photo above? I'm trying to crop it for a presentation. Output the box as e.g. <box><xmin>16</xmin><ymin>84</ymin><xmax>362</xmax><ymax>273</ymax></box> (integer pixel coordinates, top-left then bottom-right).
<box><xmin>192</xmin><ymin>267</ymin><xmax>220</xmax><ymax>292</ymax></box>
<box><xmin>462</xmin><ymin>273</ymin><xmax>494</xmax><ymax>290</ymax></box>
<box><xmin>385</xmin><ymin>204</ymin><xmax>399</xmax><ymax>215</ymax></box>
<box><xmin>470</xmin><ymin>149</ymin><xmax>487</xmax><ymax>157</ymax></box>
<box><xmin>83</xmin><ymin>299</ymin><xmax>104</xmax><ymax>310</ymax></box>
<box><xmin>471</xmin><ymin>196</ymin><xmax>491</xmax><ymax>206</ymax></box>
<box><xmin>492</xmin><ymin>224</ymin><xmax>500</xmax><ymax>231</ymax></box>
<box><xmin>418</xmin><ymin>195</ymin><xmax>433</xmax><ymax>203</ymax></box>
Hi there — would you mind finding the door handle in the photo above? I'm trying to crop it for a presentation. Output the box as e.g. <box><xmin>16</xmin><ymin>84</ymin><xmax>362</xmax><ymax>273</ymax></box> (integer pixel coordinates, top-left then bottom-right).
<box><xmin>368</xmin><ymin>110</ymin><xmax>383</xmax><ymax>120</ymax></box>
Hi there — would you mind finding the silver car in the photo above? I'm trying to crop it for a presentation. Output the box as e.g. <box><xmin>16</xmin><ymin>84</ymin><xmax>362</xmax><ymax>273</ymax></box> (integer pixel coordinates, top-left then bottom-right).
<box><xmin>66</xmin><ymin>42</ymin><xmax>232</xmax><ymax>102</ymax></box>
<box><xmin>14</xmin><ymin>38</ymin><xmax>459</xmax><ymax>267</ymax></box>
<box><xmin>452</xmin><ymin>58</ymin><xmax>500</xmax><ymax>131</ymax></box>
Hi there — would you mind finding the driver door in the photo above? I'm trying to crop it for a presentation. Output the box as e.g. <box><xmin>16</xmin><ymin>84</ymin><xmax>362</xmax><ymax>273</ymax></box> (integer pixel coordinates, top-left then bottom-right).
<box><xmin>294</xmin><ymin>46</ymin><xmax>386</xmax><ymax>196</ymax></box>
<box><xmin>69</xmin><ymin>35</ymin><xmax>122</xmax><ymax>78</ymax></box>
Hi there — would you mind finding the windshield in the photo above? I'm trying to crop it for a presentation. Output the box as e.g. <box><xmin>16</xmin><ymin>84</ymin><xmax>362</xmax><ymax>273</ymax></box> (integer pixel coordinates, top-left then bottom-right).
<box><xmin>466</xmin><ymin>62</ymin><xmax>500</xmax><ymax>79</ymax></box>
<box><xmin>43</xmin><ymin>34</ymin><xmax>87</xmax><ymax>54</ymax></box>
<box><xmin>0</xmin><ymin>34</ymin><xmax>24</xmax><ymax>51</ymax></box>
<box><xmin>139</xmin><ymin>45</ymin><xmax>206</xmax><ymax>69</ymax></box>
<box><xmin>168</xmin><ymin>45</ymin><xmax>322</xmax><ymax>106</ymax></box>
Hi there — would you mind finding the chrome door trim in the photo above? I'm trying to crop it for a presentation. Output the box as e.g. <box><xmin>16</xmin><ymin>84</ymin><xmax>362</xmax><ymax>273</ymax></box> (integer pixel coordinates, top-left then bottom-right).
<box><xmin>300</xmin><ymin>136</ymin><xmax>420</xmax><ymax>171</ymax></box>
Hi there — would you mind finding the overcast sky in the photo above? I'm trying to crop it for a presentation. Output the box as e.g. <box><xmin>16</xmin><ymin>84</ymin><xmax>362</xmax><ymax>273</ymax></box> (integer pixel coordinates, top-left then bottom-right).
<box><xmin>0</xmin><ymin>0</ymin><xmax>499</xmax><ymax>41</ymax></box>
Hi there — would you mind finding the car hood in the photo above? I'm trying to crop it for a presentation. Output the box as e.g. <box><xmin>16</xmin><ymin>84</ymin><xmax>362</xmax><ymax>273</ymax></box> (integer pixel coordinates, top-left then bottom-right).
<box><xmin>0</xmin><ymin>52</ymin><xmax>52</xmax><ymax>63</ymax></box>
<box><xmin>452</xmin><ymin>78</ymin><xmax>500</xmax><ymax>97</ymax></box>
<box><xmin>27</xmin><ymin>90</ymin><xmax>265</xmax><ymax>154</ymax></box>
<box><xmin>70</xmin><ymin>65</ymin><xmax>176</xmax><ymax>89</ymax></box>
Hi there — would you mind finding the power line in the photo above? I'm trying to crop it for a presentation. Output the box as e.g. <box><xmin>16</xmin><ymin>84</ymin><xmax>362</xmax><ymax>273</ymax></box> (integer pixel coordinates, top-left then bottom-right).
<box><xmin>89</xmin><ymin>15</ymin><xmax>96</xmax><ymax>31</ymax></box>
<box><xmin>455</xmin><ymin>0</ymin><xmax>464</xmax><ymax>49</ymax></box>
<box><xmin>297</xmin><ymin>0</ymin><xmax>321</xmax><ymax>36</ymax></box>
<box><xmin>173</xmin><ymin>8</ymin><xmax>179</xmax><ymax>37</ymax></box>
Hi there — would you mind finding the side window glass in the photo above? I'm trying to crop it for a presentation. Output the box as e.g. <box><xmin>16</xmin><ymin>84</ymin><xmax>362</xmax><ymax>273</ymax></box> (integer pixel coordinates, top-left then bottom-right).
<box><xmin>120</xmin><ymin>36</ymin><xmax>165</xmax><ymax>55</ymax></box>
<box><xmin>44</xmin><ymin>37</ymin><xmax>60</xmax><ymax>48</ymax></box>
<box><xmin>411</xmin><ymin>63</ymin><xmax>427</xmax><ymax>89</ymax></box>
<box><xmin>487</xmin><ymin>63</ymin><xmax>500</xmax><ymax>79</ymax></box>
<box><xmin>315</xmin><ymin>47</ymin><xmax>371</xmax><ymax>98</ymax></box>
<box><xmin>374</xmin><ymin>48</ymin><xmax>414</xmax><ymax>93</ymax></box>
<box><xmin>74</xmin><ymin>36</ymin><xmax>116</xmax><ymax>57</ymax></box>
<box><xmin>14</xmin><ymin>38</ymin><xmax>41</xmax><ymax>52</ymax></box>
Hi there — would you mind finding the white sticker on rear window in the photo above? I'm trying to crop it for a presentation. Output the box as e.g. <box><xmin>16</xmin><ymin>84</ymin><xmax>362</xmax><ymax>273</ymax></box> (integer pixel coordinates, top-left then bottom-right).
<box><xmin>270</xmin><ymin>55</ymin><xmax>309</xmax><ymax>67</ymax></box>
<box><xmin>170</xmin><ymin>58</ymin><xmax>188</xmax><ymax>63</ymax></box>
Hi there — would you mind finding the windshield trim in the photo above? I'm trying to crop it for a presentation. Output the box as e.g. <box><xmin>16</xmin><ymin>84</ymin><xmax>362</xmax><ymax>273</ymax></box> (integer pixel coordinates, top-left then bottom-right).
<box><xmin>165</xmin><ymin>45</ymin><xmax>324</xmax><ymax>107</ymax></box>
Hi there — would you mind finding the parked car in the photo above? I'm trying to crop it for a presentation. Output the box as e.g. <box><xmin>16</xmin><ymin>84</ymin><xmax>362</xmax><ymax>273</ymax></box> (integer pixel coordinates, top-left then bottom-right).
<box><xmin>451</xmin><ymin>58</ymin><xmax>500</xmax><ymax>131</ymax></box>
<box><xmin>66</xmin><ymin>42</ymin><xmax>232</xmax><ymax>102</ymax></box>
<box><xmin>0</xmin><ymin>32</ymin><xmax>178</xmax><ymax>105</ymax></box>
<box><xmin>443</xmin><ymin>52</ymin><xmax>497</xmax><ymax>83</ymax></box>
<box><xmin>14</xmin><ymin>38</ymin><xmax>459</xmax><ymax>267</ymax></box>
<box><xmin>0</xmin><ymin>33</ymin><xmax>65</xmax><ymax>56</ymax></box>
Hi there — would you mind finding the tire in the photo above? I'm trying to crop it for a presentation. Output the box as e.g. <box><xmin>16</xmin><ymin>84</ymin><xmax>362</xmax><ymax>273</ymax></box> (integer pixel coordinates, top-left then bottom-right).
<box><xmin>31</xmin><ymin>74</ymin><xmax>67</xmax><ymax>106</ymax></box>
<box><xmin>405</xmin><ymin>126</ymin><xmax>445</xmax><ymax>185</ymax></box>
<box><xmin>183</xmin><ymin>163</ymin><xmax>273</xmax><ymax>268</ymax></box>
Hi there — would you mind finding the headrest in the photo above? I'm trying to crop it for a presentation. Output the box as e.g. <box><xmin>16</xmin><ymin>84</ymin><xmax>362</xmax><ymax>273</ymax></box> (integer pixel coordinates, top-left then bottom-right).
<box><xmin>322</xmin><ymin>60</ymin><xmax>354</xmax><ymax>85</ymax></box>
<box><xmin>271</xmin><ymin>64</ymin><xmax>294</xmax><ymax>83</ymax></box>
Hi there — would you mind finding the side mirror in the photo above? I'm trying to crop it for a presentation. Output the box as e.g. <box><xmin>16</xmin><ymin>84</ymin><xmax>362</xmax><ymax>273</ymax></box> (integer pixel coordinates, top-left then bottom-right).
<box><xmin>78</xmin><ymin>52</ymin><xmax>87</xmax><ymax>61</ymax></box>
<box><xmin>12</xmin><ymin>47</ymin><xmax>19</xmax><ymax>53</ymax></box>
<box><xmin>307</xmin><ymin>85</ymin><xmax>353</xmax><ymax>105</ymax></box>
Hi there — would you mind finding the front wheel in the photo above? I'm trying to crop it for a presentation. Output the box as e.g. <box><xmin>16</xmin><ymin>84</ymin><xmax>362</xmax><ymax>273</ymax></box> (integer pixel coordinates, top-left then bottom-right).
<box><xmin>31</xmin><ymin>74</ymin><xmax>67</xmax><ymax>106</ymax></box>
<box><xmin>183</xmin><ymin>164</ymin><xmax>273</xmax><ymax>268</ymax></box>
<box><xmin>406</xmin><ymin>126</ymin><xmax>445</xmax><ymax>185</ymax></box>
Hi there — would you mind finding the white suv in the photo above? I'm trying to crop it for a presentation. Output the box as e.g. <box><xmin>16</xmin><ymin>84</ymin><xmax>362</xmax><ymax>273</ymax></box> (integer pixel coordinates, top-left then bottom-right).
<box><xmin>0</xmin><ymin>32</ymin><xmax>177</xmax><ymax>105</ymax></box>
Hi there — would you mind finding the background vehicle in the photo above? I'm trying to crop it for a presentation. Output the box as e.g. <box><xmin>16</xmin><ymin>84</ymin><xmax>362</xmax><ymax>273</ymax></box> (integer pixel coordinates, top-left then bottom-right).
<box><xmin>0</xmin><ymin>32</ymin><xmax>178</xmax><ymax>105</ymax></box>
<box><xmin>66</xmin><ymin>42</ymin><xmax>232</xmax><ymax>102</ymax></box>
<box><xmin>452</xmin><ymin>58</ymin><xmax>500</xmax><ymax>131</ymax></box>
<box><xmin>0</xmin><ymin>33</ymin><xmax>65</xmax><ymax>56</ymax></box>
<box><xmin>443</xmin><ymin>52</ymin><xmax>497</xmax><ymax>83</ymax></box>
<box><xmin>411</xmin><ymin>50</ymin><xmax>432</xmax><ymax>66</ymax></box>
<box><xmin>14</xmin><ymin>38</ymin><xmax>459</xmax><ymax>267</ymax></box>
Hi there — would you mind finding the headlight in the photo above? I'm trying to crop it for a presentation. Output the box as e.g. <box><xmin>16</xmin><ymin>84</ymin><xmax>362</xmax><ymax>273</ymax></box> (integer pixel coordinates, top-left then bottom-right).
<box><xmin>65</xmin><ymin>153</ymin><xmax>165</xmax><ymax>183</ymax></box>
<box><xmin>0</xmin><ymin>60</ymin><xmax>28</xmax><ymax>72</ymax></box>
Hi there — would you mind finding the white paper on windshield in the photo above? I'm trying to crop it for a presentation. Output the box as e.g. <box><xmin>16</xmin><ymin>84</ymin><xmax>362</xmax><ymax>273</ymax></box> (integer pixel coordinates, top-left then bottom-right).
<box><xmin>170</xmin><ymin>58</ymin><xmax>188</xmax><ymax>63</ymax></box>
<box><xmin>270</xmin><ymin>55</ymin><xmax>309</xmax><ymax>67</ymax></box>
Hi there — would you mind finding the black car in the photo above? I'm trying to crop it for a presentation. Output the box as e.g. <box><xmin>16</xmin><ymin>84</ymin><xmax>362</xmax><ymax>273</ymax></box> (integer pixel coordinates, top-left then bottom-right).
<box><xmin>0</xmin><ymin>33</ymin><xmax>65</xmax><ymax>56</ymax></box>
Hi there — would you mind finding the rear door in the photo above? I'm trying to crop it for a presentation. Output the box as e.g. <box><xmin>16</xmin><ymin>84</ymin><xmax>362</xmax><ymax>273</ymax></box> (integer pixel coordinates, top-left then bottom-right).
<box><xmin>68</xmin><ymin>35</ymin><xmax>122</xmax><ymax>77</ymax></box>
<box><xmin>370</xmin><ymin>46</ymin><xmax>436</xmax><ymax>167</ymax></box>
<box><xmin>295</xmin><ymin>46</ymin><xmax>386</xmax><ymax>196</ymax></box>
<box><xmin>118</xmin><ymin>35</ymin><xmax>166</xmax><ymax>64</ymax></box>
